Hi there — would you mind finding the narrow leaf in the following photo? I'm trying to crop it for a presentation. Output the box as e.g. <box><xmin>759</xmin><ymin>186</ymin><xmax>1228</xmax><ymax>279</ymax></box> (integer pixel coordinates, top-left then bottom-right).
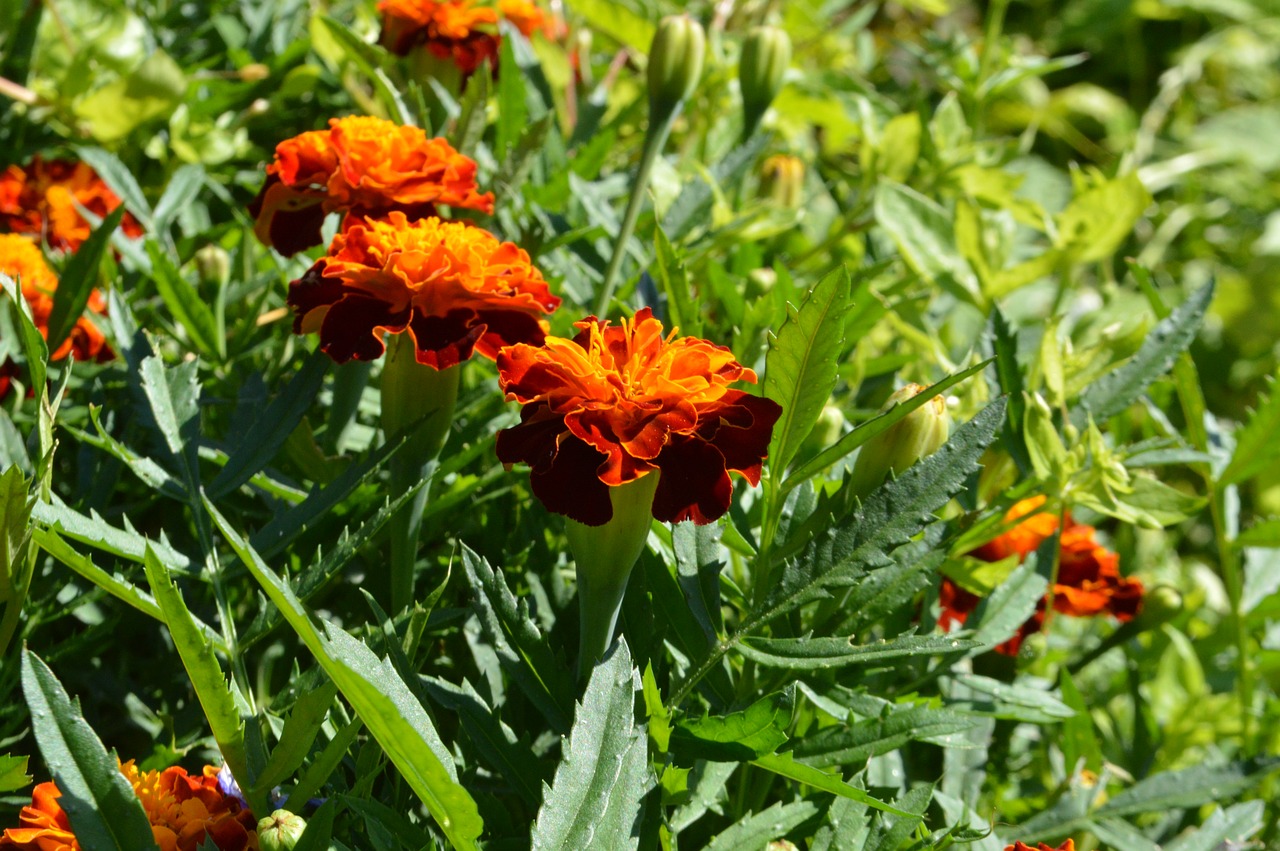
<box><xmin>738</xmin><ymin>633</ymin><xmax>980</xmax><ymax>671</ymax></box>
<box><xmin>752</xmin><ymin>751</ymin><xmax>916</xmax><ymax>816</ymax></box>
<box><xmin>46</xmin><ymin>206</ymin><xmax>124</xmax><ymax>352</ymax></box>
<box><xmin>146</xmin><ymin>241</ymin><xmax>224</xmax><ymax>360</ymax></box>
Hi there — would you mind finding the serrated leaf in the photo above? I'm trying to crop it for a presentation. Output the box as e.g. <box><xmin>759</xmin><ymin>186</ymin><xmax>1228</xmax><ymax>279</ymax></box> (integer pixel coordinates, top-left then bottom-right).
<box><xmin>0</xmin><ymin>273</ymin><xmax>49</xmax><ymax>399</ymax></box>
<box><xmin>531</xmin><ymin>639</ymin><xmax>650</xmax><ymax>851</ymax></box>
<box><xmin>1094</xmin><ymin>759</ymin><xmax>1280</xmax><ymax>818</ymax></box>
<box><xmin>790</xmin><ymin>706</ymin><xmax>982</xmax><ymax>768</ymax></box>
<box><xmin>47</xmin><ymin>206</ymin><xmax>124</xmax><ymax>353</ymax></box>
<box><xmin>209</xmin><ymin>350</ymin><xmax>327</xmax><ymax>497</ymax></box>
<box><xmin>0</xmin><ymin>754</ymin><xmax>31</xmax><ymax>793</ymax></box>
<box><xmin>32</xmin><ymin>497</ymin><xmax>191</xmax><ymax>570</ymax></box>
<box><xmin>21</xmin><ymin>650</ymin><xmax>160</xmax><ymax>851</ymax></box>
<box><xmin>254</xmin><ymin>679</ymin><xmax>338</xmax><ymax>794</ymax></box>
<box><xmin>652</xmin><ymin>225</ymin><xmax>700</xmax><ymax>339</ymax></box>
<box><xmin>946</xmin><ymin>673</ymin><xmax>1076</xmax><ymax>722</ymax></box>
<box><xmin>139</xmin><ymin>354</ymin><xmax>202</xmax><ymax>490</ymax></box>
<box><xmin>1220</xmin><ymin>378</ymin><xmax>1280</xmax><ymax>486</ymax></box>
<box><xmin>875</xmin><ymin>181</ymin><xmax>982</xmax><ymax>306</ymax></box>
<box><xmin>495</xmin><ymin>33</ymin><xmax>527</xmax><ymax>159</ymax></box>
<box><xmin>1163</xmin><ymin>800</ymin><xmax>1265</xmax><ymax>851</ymax></box>
<box><xmin>207</xmin><ymin>499</ymin><xmax>484</xmax><ymax>850</ymax></box>
<box><xmin>765</xmin><ymin>268</ymin><xmax>852</xmax><ymax>474</ymax></box>
<box><xmin>738</xmin><ymin>633</ymin><xmax>980</xmax><ymax>671</ymax></box>
<box><xmin>145</xmin><ymin>241</ymin><xmax>224</xmax><ymax>360</ymax></box>
<box><xmin>673</xmin><ymin>521</ymin><xmax>724</xmax><ymax>644</ymax></box>
<box><xmin>705</xmin><ymin>799</ymin><xmax>822</xmax><ymax>851</ymax></box>
<box><xmin>754</xmin><ymin>751</ymin><xmax>916</xmax><ymax>816</ymax></box>
<box><xmin>461</xmin><ymin>546</ymin><xmax>574</xmax><ymax>732</ymax></box>
<box><xmin>663</xmin><ymin>134</ymin><xmax>769</xmax><ymax>241</ymax></box>
<box><xmin>1238</xmin><ymin>518</ymin><xmax>1280</xmax><ymax>547</ymax></box>
<box><xmin>1071</xmin><ymin>282</ymin><xmax>1213</xmax><ymax>429</ymax></box>
<box><xmin>671</xmin><ymin>690</ymin><xmax>792</xmax><ymax>762</ymax></box>
<box><xmin>141</xmin><ymin>546</ymin><xmax>252</xmax><ymax>805</ymax></box>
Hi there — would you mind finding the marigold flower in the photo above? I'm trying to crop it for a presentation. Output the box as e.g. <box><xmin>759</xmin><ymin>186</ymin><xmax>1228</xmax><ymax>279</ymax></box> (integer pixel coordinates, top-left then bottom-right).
<box><xmin>0</xmin><ymin>235</ymin><xmax>112</xmax><ymax>398</ymax></box>
<box><xmin>378</xmin><ymin>0</ymin><xmax>559</xmax><ymax>71</ymax></box>
<box><xmin>249</xmin><ymin>116</ymin><xmax>495</xmax><ymax>256</ymax></box>
<box><xmin>1005</xmin><ymin>841</ymin><xmax>1075</xmax><ymax>851</ymax></box>
<box><xmin>939</xmin><ymin>496</ymin><xmax>1143</xmax><ymax>655</ymax></box>
<box><xmin>0</xmin><ymin>157</ymin><xmax>144</xmax><ymax>252</ymax></box>
<box><xmin>496</xmin><ymin>308</ymin><xmax>782</xmax><ymax>526</ymax></box>
<box><xmin>1</xmin><ymin>762</ymin><xmax>257</xmax><ymax>851</ymax></box>
<box><xmin>288</xmin><ymin>212</ymin><xmax>557</xmax><ymax>367</ymax></box>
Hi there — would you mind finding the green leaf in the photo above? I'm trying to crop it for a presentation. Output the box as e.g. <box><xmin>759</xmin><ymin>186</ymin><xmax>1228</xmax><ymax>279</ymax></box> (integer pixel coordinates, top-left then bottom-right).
<box><xmin>33</xmin><ymin>495</ymin><xmax>190</xmax><ymax>571</ymax></box>
<box><xmin>75</xmin><ymin>148</ymin><xmax>153</xmax><ymax>227</ymax></box>
<box><xmin>0</xmin><ymin>754</ymin><xmax>31</xmax><ymax>793</ymax></box>
<box><xmin>312</xmin><ymin>17</ymin><xmax>408</xmax><ymax>124</ymax></box>
<box><xmin>671</xmin><ymin>690</ymin><xmax>792</xmax><ymax>762</ymax></box>
<box><xmin>291</xmin><ymin>799</ymin><xmax>337</xmax><ymax>851</ymax></box>
<box><xmin>452</xmin><ymin>69</ymin><xmax>490</xmax><ymax>153</ymax></box>
<box><xmin>21</xmin><ymin>650</ymin><xmax>160</xmax><ymax>851</ymax></box>
<box><xmin>1054</xmin><ymin>172</ymin><xmax>1152</xmax><ymax>263</ymax></box>
<box><xmin>765</xmin><ymin>268</ymin><xmax>852</xmax><ymax>474</ymax></box>
<box><xmin>874</xmin><ymin>182</ymin><xmax>982</xmax><ymax>307</ymax></box>
<box><xmin>738</xmin><ymin>633</ymin><xmax>979</xmax><ymax>671</ymax></box>
<box><xmin>141</xmin><ymin>546</ymin><xmax>253</xmax><ymax>806</ymax></box>
<box><xmin>461</xmin><ymin>547</ymin><xmax>575</xmax><ymax>732</ymax></box>
<box><xmin>531</xmin><ymin>639</ymin><xmax>651</xmax><ymax>851</ymax></box>
<box><xmin>1058</xmin><ymin>670</ymin><xmax>1101</xmax><ymax>772</ymax></box>
<box><xmin>46</xmin><ymin>206</ymin><xmax>125</xmax><ymax>353</ymax></box>
<box><xmin>139</xmin><ymin>355</ymin><xmax>202</xmax><ymax>493</ymax></box>
<box><xmin>1220</xmin><ymin>378</ymin><xmax>1280</xmax><ymax>486</ymax></box>
<box><xmin>1238</xmin><ymin>518</ymin><xmax>1280</xmax><ymax>547</ymax></box>
<box><xmin>789</xmin><ymin>706</ymin><xmax>983</xmax><ymax>769</ymax></box>
<box><xmin>663</xmin><ymin>134</ymin><xmax>770</xmax><ymax>241</ymax></box>
<box><xmin>0</xmin><ymin>272</ymin><xmax>49</xmax><ymax>398</ymax></box>
<box><xmin>705</xmin><ymin>799</ymin><xmax>822</xmax><ymax>851</ymax></box>
<box><xmin>207</xmin><ymin>499</ymin><xmax>485</xmax><ymax>850</ymax></box>
<box><xmin>1095</xmin><ymin>759</ymin><xmax>1280</xmax><ymax>818</ymax></box>
<box><xmin>752</xmin><ymin>751</ymin><xmax>917</xmax><ymax>817</ymax></box>
<box><xmin>1071</xmin><ymin>282</ymin><xmax>1214</xmax><ymax>429</ymax></box>
<box><xmin>1163</xmin><ymin>801</ymin><xmax>1265</xmax><ymax>851</ymax></box>
<box><xmin>652</xmin><ymin>225</ymin><xmax>700</xmax><ymax>339</ymax></box>
<box><xmin>967</xmin><ymin>560</ymin><xmax>1048</xmax><ymax>652</ymax></box>
<box><xmin>947</xmin><ymin>673</ymin><xmax>1076</xmax><ymax>722</ymax></box>
<box><xmin>254</xmin><ymin>680</ymin><xmax>339</xmax><ymax>793</ymax></box>
<box><xmin>151</xmin><ymin>164</ymin><xmax>205</xmax><ymax>233</ymax></box>
<box><xmin>566</xmin><ymin>0</ymin><xmax>655</xmax><ymax>51</ymax></box>
<box><xmin>145</xmin><ymin>241</ymin><xmax>224</xmax><ymax>360</ymax></box>
<box><xmin>73</xmin><ymin>51</ymin><xmax>187</xmax><ymax>143</ymax></box>
<box><xmin>785</xmin><ymin>360</ymin><xmax>991</xmax><ymax>490</ymax></box>
<box><xmin>673</xmin><ymin>520</ymin><xmax>724</xmax><ymax>644</ymax></box>
<box><xmin>495</xmin><ymin>33</ymin><xmax>527</xmax><ymax>160</ymax></box>
<box><xmin>208</xmin><ymin>351</ymin><xmax>327</xmax><ymax>497</ymax></box>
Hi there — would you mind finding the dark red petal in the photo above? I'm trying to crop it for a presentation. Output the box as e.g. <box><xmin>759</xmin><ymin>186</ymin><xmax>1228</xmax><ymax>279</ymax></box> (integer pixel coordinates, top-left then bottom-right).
<box><xmin>697</xmin><ymin>392</ymin><xmax>782</xmax><ymax>485</ymax></box>
<box><xmin>316</xmin><ymin>294</ymin><xmax>411</xmax><ymax>363</ymax></box>
<box><xmin>249</xmin><ymin>177</ymin><xmax>328</xmax><ymax>256</ymax></box>
<box><xmin>406</xmin><ymin>307</ymin><xmax>484</xmax><ymax>369</ymax></box>
<box><xmin>531</xmin><ymin>434</ymin><xmax>615</xmax><ymax>526</ymax></box>
<box><xmin>287</xmin><ymin>261</ymin><xmax>345</xmax><ymax>333</ymax></box>
<box><xmin>496</xmin><ymin>404</ymin><xmax>564</xmax><ymax>469</ymax></box>
<box><xmin>652</xmin><ymin>436</ymin><xmax>733</xmax><ymax>525</ymax></box>
<box><xmin>472</xmin><ymin>308</ymin><xmax>548</xmax><ymax>360</ymax></box>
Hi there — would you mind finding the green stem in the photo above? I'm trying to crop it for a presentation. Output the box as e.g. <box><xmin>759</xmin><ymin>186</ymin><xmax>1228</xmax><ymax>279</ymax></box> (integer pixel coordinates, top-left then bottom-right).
<box><xmin>596</xmin><ymin>105</ymin><xmax>681</xmax><ymax>317</ymax></box>
<box><xmin>381</xmin><ymin>335</ymin><xmax>461</xmax><ymax>614</ymax></box>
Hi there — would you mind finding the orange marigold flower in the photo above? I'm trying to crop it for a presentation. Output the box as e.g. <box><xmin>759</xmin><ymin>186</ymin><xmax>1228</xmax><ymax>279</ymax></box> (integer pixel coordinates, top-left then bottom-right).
<box><xmin>0</xmin><ymin>157</ymin><xmax>144</xmax><ymax>252</ymax></box>
<box><xmin>378</xmin><ymin>0</ymin><xmax>559</xmax><ymax>71</ymax></box>
<box><xmin>288</xmin><ymin>212</ymin><xmax>558</xmax><ymax>367</ymax></box>
<box><xmin>938</xmin><ymin>497</ymin><xmax>1143</xmax><ymax>655</ymax></box>
<box><xmin>0</xmin><ymin>235</ymin><xmax>112</xmax><ymax>398</ymax></box>
<box><xmin>1</xmin><ymin>763</ymin><xmax>257</xmax><ymax>851</ymax></box>
<box><xmin>496</xmin><ymin>308</ymin><xmax>783</xmax><ymax>526</ymax></box>
<box><xmin>249</xmin><ymin>116</ymin><xmax>495</xmax><ymax>257</ymax></box>
<box><xmin>1005</xmin><ymin>841</ymin><xmax>1075</xmax><ymax>851</ymax></box>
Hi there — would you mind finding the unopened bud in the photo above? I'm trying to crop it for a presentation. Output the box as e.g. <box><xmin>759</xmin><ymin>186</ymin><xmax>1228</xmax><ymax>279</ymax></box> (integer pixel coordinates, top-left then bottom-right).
<box><xmin>768</xmin><ymin>842</ymin><xmax>800</xmax><ymax>851</ymax></box>
<box><xmin>800</xmin><ymin>403</ymin><xmax>845</xmax><ymax>459</ymax></box>
<box><xmin>746</xmin><ymin>267</ymin><xmax>776</xmax><ymax>298</ymax></box>
<box><xmin>257</xmin><ymin>809</ymin><xmax>307</xmax><ymax>851</ymax></box>
<box><xmin>739</xmin><ymin>25</ymin><xmax>791</xmax><ymax>137</ymax></box>
<box><xmin>648</xmin><ymin>15</ymin><xmax>705</xmax><ymax>121</ymax></box>
<box><xmin>1134</xmin><ymin>585</ymin><xmax>1183</xmax><ymax>631</ymax></box>
<box><xmin>759</xmin><ymin>154</ymin><xmax>804</xmax><ymax>208</ymax></box>
<box><xmin>238</xmin><ymin>63</ymin><xmax>270</xmax><ymax>82</ymax></box>
<box><xmin>194</xmin><ymin>245</ymin><xmax>230</xmax><ymax>287</ymax></box>
<box><xmin>849</xmin><ymin>383</ymin><xmax>950</xmax><ymax>498</ymax></box>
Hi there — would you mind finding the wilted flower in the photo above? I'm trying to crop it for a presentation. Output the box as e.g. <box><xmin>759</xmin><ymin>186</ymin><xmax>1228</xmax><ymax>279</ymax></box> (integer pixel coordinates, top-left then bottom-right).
<box><xmin>496</xmin><ymin>307</ymin><xmax>782</xmax><ymax>526</ymax></box>
<box><xmin>1</xmin><ymin>762</ymin><xmax>257</xmax><ymax>851</ymax></box>
<box><xmin>249</xmin><ymin>116</ymin><xmax>495</xmax><ymax>256</ymax></box>
<box><xmin>288</xmin><ymin>212</ymin><xmax>558</xmax><ymax>368</ymax></box>
<box><xmin>378</xmin><ymin>0</ymin><xmax>558</xmax><ymax>72</ymax></box>
<box><xmin>939</xmin><ymin>496</ymin><xmax>1144</xmax><ymax>655</ymax></box>
<box><xmin>0</xmin><ymin>157</ymin><xmax>144</xmax><ymax>251</ymax></box>
<box><xmin>0</xmin><ymin>234</ymin><xmax>111</xmax><ymax>398</ymax></box>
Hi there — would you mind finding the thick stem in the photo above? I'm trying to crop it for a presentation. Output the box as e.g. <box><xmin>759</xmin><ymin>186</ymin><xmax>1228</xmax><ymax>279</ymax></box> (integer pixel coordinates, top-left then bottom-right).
<box><xmin>596</xmin><ymin>105</ymin><xmax>681</xmax><ymax>317</ymax></box>
<box><xmin>381</xmin><ymin>334</ymin><xmax>461</xmax><ymax>613</ymax></box>
<box><xmin>567</xmin><ymin>473</ymin><xmax>661</xmax><ymax>676</ymax></box>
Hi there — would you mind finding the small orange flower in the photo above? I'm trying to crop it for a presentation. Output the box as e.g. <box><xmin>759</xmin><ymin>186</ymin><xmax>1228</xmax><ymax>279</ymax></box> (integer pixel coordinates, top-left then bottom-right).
<box><xmin>249</xmin><ymin>116</ymin><xmax>495</xmax><ymax>256</ymax></box>
<box><xmin>288</xmin><ymin>212</ymin><xmax>558</xmax><ymax>367</ymax></box>
<box><xmin>0</xmin><ymin>157</ymin><xmax>144</xmax><ymax>252</ymax></box>
<box><xmin>0</xmin><ymin>235</ymin><xmax>112</xmax><ymax>398</ymax></box>
<box><xmin>1</xmin><ymin>763</ymin><xmax>257</xmax><ymax>851</ymax></box>
<box><xmin>1005</xmin><ymin>841</ymin><xmax>1075</xmax><ymax>851</ymax></box>
<box><xmin>496</xmin><ymin>308</ymin><xmax>782</xmax><ymax>526</ymax></box>
<box><xmin>377</xmin><ymin>0</ymin><xmax>559</xmax><ymax>71</ymax></box>
<box><xmin>939</xmin><ymin>497</ymin><xmax>1143</xmax><ymax>655</ymax></box>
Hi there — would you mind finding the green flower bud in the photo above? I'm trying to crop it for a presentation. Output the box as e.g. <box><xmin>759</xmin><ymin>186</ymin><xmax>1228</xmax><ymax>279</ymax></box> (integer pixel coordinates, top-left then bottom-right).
<box><xmin>758</xmin><ymin>154</ymin><xmax>805</xmax><ymax>208</ymax></box>
<box><xmin>746</xmin><ymin>267</ymin><xmax>777</xmax><ymax>298</ymax></box>
<box><xmin>848</xmin><ymin>383</ymin><xmax>951</xmax><ymax>498</ymax></box>
<box><xmin>194</xmin><ymin>244</ymin><xmax>230</xmax><ymax>287</ymax></box>
<box><xmin>257</xmin><ymin>809</ymin><xmax>307</xmax><ymax>851</ymax></box>
<box><xmin>739</xmin><ymin>25</ymin><xmax>792</xmax><ymax>137</ymax></box>
<box><xmin>1133</xmin><ymin>585</ymin><xmax>1183</xmax><ymax>631</ymax></box>
<box><xmin>800</xmin><ymin>403</ymin><xmax>845</xmax><ymax>459</ymax></box>
<box><xmin>648</xmin><ymin>15</ymin><xmax>705</xmax><ymax>121</ymax></box>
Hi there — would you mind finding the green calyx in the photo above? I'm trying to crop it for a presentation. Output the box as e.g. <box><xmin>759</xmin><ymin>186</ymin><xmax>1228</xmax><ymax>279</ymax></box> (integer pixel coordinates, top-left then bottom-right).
<box><xmin>739</xmin><ymin>25</ymin><xmax>792</xmax><ymax>138</ymax></box>
<box><xmin>258</xmin><ymin>809</ymin><xmax>307</xmax><ymax>851</ymax></box>
<box><xmin>849</xmin><ymin>383</ymin><xmax>951</xmax><ymax>499</ymax></box>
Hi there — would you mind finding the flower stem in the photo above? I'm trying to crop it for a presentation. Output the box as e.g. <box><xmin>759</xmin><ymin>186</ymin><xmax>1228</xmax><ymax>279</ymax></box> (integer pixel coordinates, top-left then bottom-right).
<box><xmin>596</xmin><ymin>106</ymin><xmax>681</xmax><ymax>317</ymax></box>
<box><xmin>381</xmin><ymin>334</ymin><xmax>461</xmax><ymax>614</ymax></box>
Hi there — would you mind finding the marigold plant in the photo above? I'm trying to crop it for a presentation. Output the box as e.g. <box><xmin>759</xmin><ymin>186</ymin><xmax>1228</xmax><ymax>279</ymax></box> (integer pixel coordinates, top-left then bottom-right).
<box><xmin>249</xmin><ymin>116</ymin><xmax>495</xmax><ymax>256</ymax></box>
<box><xmin>378</xmin><ymin>0</ymin><xmax>557</xmax><ymax>72</ymax></box>
<box><xmin>0</xmin><ymin>158</ymin><xmax>143</xmax><ymax>252</ymax></box>
<box><xmin>496</xmin><ymin>307</ymin><xmax>782</xmax><ymax>526</ymax></box>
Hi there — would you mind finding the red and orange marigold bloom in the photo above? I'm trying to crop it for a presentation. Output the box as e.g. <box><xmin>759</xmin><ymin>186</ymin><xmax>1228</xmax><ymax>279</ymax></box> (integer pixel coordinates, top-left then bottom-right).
<box><xmin>938</xmin><ymin>496</ymin><xmax>1144</xmax><ymax>655</ymax></box>
<box><xmin>1005</xmin><ymin>841</ymin><xmax>1075</xmax><ymax>851</ymax></box>
<box><xmin>0</xmin><ymin>235</ymin><xmax>112</xmax><ymax>397</ymax></box>
<box><xmin>0</xmin><ymin>157</ymin><xmax>144</xmax><ymax>252</ymax></box>
<box><xmin>496</xmin><ymin>308</ymin><xmax>782</xmax><ymax>526</ymax></box>
<box><xmin>249</xmin><ymin>116</ymin><xmax>495</xmax><ymax>257</ymax></box>
<box><xmin>288</xmin><ymin>212</ymin><xmax>558</xmax><ymax>367</ymax></box>
<box><xmin>1</xmin><ymin>762</ymin><xmax>257</xmax><ymax>851</ymax></box>
<box><xmin>377</xmin><ymin>0</ymin><xmax>559</xmax><ymax>71</ymax></box>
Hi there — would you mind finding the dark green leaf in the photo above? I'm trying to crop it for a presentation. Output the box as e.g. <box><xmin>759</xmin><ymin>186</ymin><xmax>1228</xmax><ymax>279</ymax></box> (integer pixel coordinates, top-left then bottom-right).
<box><xmin>671</xmin><ymin>690</ymin><xmax>792</xmax><ymax>762</ymax></box>
<box><xmin>145</xmin><ymin>241</ymin><xmax>224</xmax><ymax>360</ymax></box>
<box><xmin>1220</xmin><ymin>378</ymin><xmax>1280</xmax><ymax>486</ymax></box>
<box><xmin>254</xmin><ymin>680</ymin><xmax>339</xmax><ymax>793</ymax></box>
<box><xmin>152</xmin><ymin>165</ymin><xmax>205</xmax><ymax>233</ymax></box>
<box><xmin>753</xmin><ymin>751</ymin><xmax>916</xmax><ymax>816</ymax></box>
<box><xmin>705</xmin><ymin>799</ymin><xmax>822</xmax><ymax>851</ymax></box>
<box><xmin>46</xmin><ymin>207</ymin><xmax>125</xmax><ymax>353</ymax></box>
<box><xmin>790</xmin><ymin>706</ymin><xmax>982</xmax><ymax>768</ymax></box>
<box><xmin>738</xmin><ymin>633</ymin><xmax>979</xmax><ymax>671</ymax></box>
<box><xmin>1096</xmin><ymin>759</ymin><xmax>1279</xmax><ymax>818</ymax></box>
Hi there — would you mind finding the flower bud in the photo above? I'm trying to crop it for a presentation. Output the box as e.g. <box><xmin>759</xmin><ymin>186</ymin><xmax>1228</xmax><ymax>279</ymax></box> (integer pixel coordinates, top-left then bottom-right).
<box><xmin>238</xmin><ymin>63</ymin><xmax>270</xmax><ymax>83</ymax></box>
<box><xmin>739</xmin><ymin>25</ymin><xmax>791</xmax><ymax>137</ymax></box>
<box><xmin>1133</xmin><ymin>585</ymin><xmax>1183</xmax><ymax>632</ymax></box>
<box><xmin>758</xmin><ymin>154</ymin><xmax>804</xmax><ymax>208</ymax></box>
<box><xmin>194</xmin><ymin>245</ymin><xmax>230</xmax><ymax>287</ymax></box>
<box><xmin>746</xmin><ymin>267</ymin><xmax>776</xmax><ymax>298</ymax></box>
<box><xmin>800</xmin><ymin>403</ymin><xmax>844</xmax><ymax>459</ymax></box>
<box><xmin>648</xmin><ymin>15</ymin><xmax>705</xmax><ymax>121</ymax></box>
<box><xmin>848</xmin><ymin>383</ymin><xmax>950</xmax><ymax>498</ymax></box>
<box><xmin>257</xmin><ymin>810</ymin><xmax>307</xmax><ymax>851</ymax></box>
